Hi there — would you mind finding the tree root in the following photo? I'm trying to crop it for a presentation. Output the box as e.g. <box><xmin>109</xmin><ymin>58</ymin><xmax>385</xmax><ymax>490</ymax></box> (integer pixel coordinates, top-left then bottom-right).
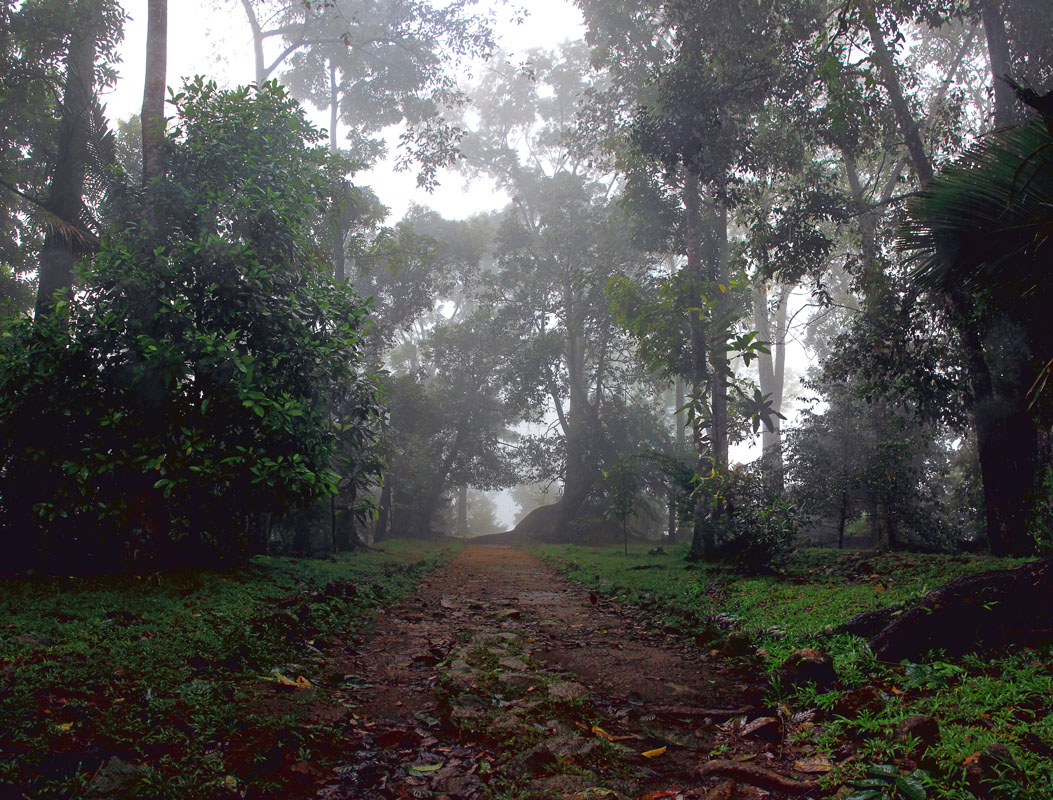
<box><xmin>698</xmin><ymin>760</ymin><xmax>820</xmax><ymax>794</ymax></box>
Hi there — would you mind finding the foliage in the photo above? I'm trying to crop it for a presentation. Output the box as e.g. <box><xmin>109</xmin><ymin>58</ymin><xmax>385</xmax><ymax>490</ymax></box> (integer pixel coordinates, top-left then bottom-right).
<box><xmin>846</xmin><ymin>765</ymin><xmax>929</xmax><ymax>800</ymax></box>
<box><xmin>242</xmin><ymin>0</ymin><xmax>495</xmax><ymax>182</ymax></box>
<box><xmin>0</xmin><ymin>80</ymin><xmax>381</xmax><ymax>572</ymax></box>
<box><xmin>692</xmin><ymin>463</ymin><xmax>800</xmax><ymax>573</ymax></box>
<box><xmin>785</xmin><ymin>378</ymin><xmax>983</xmax><ymax>551</ymax></box>
<box><xmin>900</xmin><ymin>116</ymin><xmax>1053</xmax><ymax>424</ymax></box>
<box><xmin>0</xmin><ymin>540</ymin><xmax>453</xmax><ymax>798</ymax></box>
<box><xmin>601</xmin><ymin>452</ymin><xmax>642</xmax><ymax>554</ymax></box>
<box><xmin>0</xmin><ymin>0</ymin><xmax>125</xmax><ymax>312</ymax></box>
<box><xmin>381</xmin><ymin>314</ymin><xmax>519</xmax><ymax>536</ymax></box>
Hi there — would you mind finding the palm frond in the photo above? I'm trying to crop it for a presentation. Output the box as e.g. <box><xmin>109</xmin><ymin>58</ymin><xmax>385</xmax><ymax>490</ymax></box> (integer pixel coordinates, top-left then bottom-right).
<box><xmin>898</xmin><ymin>120</ymin><xmax>1053</xmax><ymax>307</ymax></box>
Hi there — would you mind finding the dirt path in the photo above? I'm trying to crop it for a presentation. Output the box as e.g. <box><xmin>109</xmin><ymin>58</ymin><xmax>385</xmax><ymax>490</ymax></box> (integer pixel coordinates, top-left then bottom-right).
<box><xmin>300</xmin><ymin>546</ymin><xmax>821</xmax><ymax>800</ymax></box>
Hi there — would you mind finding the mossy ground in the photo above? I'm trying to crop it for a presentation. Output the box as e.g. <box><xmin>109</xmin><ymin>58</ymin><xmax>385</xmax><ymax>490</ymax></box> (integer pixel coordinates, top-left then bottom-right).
<box><xmin>0</xmin><ymin>539</ymin><xmax>456</xmax><ymax>799</ymax></box>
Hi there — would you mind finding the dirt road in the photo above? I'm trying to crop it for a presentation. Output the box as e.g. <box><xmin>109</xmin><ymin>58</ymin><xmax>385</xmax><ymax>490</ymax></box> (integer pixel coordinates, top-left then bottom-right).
<box><xmin>302</xmin><ymin>546</ymin><xmax>820</xmax><ymax>800</ymax></box>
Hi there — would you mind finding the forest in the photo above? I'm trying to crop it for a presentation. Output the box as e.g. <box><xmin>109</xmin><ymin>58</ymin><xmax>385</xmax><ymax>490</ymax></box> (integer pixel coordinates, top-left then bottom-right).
<box><xmin>0</xmin><ymin>0</ymin><xmax>1051</xmax><ymax>798</ymax></box>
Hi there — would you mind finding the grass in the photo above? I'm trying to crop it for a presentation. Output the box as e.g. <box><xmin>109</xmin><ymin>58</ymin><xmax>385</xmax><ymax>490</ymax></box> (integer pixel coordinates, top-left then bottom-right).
<box><xmin>536</xmin><ymin>542</ymin><xmax>1053</xmax><ymax>800</ymax></box>
<box><xmin>0</xmin><ymin>538</ymin><xmax>456</xmax><ymax>799</ymax></box>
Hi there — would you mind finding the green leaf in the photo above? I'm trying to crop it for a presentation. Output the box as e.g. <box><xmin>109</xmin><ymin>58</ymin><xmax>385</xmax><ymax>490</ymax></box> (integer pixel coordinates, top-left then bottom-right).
<box><xmin>408</xmin><ymin>762</ymin><xmax>444</xmax><ymax>775</ymax></box>
<box><xmin>896</xmin><ymin>774</ymin><xmax>927</xmax><ymax>800</ymax></box>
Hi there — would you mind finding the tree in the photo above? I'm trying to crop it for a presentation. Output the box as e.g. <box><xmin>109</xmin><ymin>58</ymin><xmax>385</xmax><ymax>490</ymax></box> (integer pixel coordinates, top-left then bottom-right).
<box><xmin>603</xmin><ymin>452</ymin><xmax>641</xmax><ymax>555</ymax></box>
<box><xmin>0</xmin><ymin>0</ymin><xmax>123</xmax><ymax>317</ymax></box>
<box><xmin>233</xmin><ymin>0</ymin><xmax>494</xmax><ymax>183</ymax></box>
<box><xmin>578</xmin><ymin>0</ymin><xmax>823</xmax><ymax>558</ymax></box>
<box><xmin>0</xmin><ymin>80</ymin><xmax>381</xmax><ymax>572</ymax></box>
<box><xmin>452</xmin><ymin>45</ymin><xmax>663</xmax><ymax>540</ymax></box>
<box><xmin>899</xmin><ymin>103</ymin><xmax>1053</xmax><ymax>556</ymax></box>
<box><xmin>141</xmin><ymin>0</ymin><xmax>166</xmax><ymax>232</ymax></box>
<box><xmin>381</xmin><ymin>316</ymin><xmax>518</xmax><ymax>536</ymax></box>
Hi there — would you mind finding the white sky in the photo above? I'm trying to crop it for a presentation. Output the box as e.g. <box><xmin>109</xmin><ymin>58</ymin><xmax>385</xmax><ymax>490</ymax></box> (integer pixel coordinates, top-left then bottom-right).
<box><xmin>105</xmin><ymin>0</ymin><xmax>587</xmax><ymax>221</ymax></box>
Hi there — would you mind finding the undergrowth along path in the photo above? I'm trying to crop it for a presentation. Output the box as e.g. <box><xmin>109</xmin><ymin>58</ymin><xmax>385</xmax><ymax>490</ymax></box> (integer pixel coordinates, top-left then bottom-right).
<box><xmin>317</xmin><ymin>545</ymin><xmax>817</xmax><ymax>800</ymax></box>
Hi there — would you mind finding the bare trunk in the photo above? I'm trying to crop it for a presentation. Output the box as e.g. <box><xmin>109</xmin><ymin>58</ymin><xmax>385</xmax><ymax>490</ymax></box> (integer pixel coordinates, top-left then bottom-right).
<box><xmin>374</xmin><ymin>479</ymin><xmax>391</xmax><ymax>541</ymax></box>
<box><xmin>329</xmin><ymin>60</ymin><xmax>340</xmax><ymax>154</ymax></box>
<box><xmin>141</xmin><ymin>0</ymin><xmax>167</xmax><ymax>234</ymax></box>
<box><xmin>557</xmin><ymin>289</ymin><xmax>594</xmax><ymax>538</ymax></box>
<box><xmin>34</xmin><ymin>23</ymin><xmax>95</xmax><ymax>317</ymax></box>
<box><xmin>674</xmin><ymin>375</ymin><xmax>687</xmax><ymax>455</ymax></box>
<box><xmin>753</xmin><ymin>282</ymin><xmax>789</xmax><ymax>489</ymax></box>
<box><xmin>456</xmin><ymin>485</ymin><xmax>468</xmax><ymax>536</ymax></box>
<box><xmin>837</xmin><ymin>493</ymin><xmax>848</xmax><ymax>549</ymax></box>
<box><xmin>981</xmin><ymin>0</ymin><xmax>1019</xmax><ymax>127</ymax></box>
<box><xmin>707</xmin><ymin>198</ymin><xmax>730</xmax><ymax>472</ymax></box>
<box><xmin>858</xmin><ymin>0</ymin><xmax>933</xmax><ymax>187</ymax></box>
<box><xmin>240</xmin><ymin>0</ymin><xmax>267</xmax><ymax>85</ymax></box>
<box><xmin>683</xmin><ymin>168</ymin><xmax>715</xmax><ymax>560</ymax></box>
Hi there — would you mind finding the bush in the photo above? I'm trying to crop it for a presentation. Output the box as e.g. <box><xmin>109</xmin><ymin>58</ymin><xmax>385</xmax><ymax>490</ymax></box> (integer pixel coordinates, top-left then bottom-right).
<box><xmin>694</xmin><ymin>464</ymin><xmax>800</xmax><ymax>573</ymax></box>
<box><xmin>0</xmin><ymin>81</ymin><xmax>381</xmax><ymax>573</ymax></box>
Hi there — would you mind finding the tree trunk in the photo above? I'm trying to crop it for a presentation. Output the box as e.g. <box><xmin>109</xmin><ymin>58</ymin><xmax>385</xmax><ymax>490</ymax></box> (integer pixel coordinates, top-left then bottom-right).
<box><xmin>683</xmin><ymin>168</ymin><xmax>715</xmax><ymax>561</ymax></box>
<box><xmin>980</xmin><ymin>0</ymin><xmax>1019</xmax><ymax>127</ymax></box>
<box><xmin>556</xmin><ymin>290</ymin><xmax>595</xmax><ymax>538</ymax></box>
<box><xmin>674</xmin><ymin>375</ymin><xmax>687</xmax><ymax>455</ymax></box>
<box><xmin>706</xmin><ymin>197</ymin><xmax>730</xmax><ymax>473</ymax></box>
<box><xmin>837</xmin><ymin>492</ymin><xmax>848</xmax><ymax>549</ymax></box>
<box><xmin>973</xmin><ymin>380</ymin><xmax>1039</xmax><ymax>556</ymax></box>
<box><xmin>239</xmin><ymin>0</ymin><xmax>267</xmax><ymax>85</ymax></box>
<box><xmin>456</xmin><ymin>485</ymin><xmax>468</xmax><ymax>536</ymax></box>
<box><xmin>858</xmin><ymin>0</ymin><xmax>933</xmax><ymax>187</ymax></box>
<box><xmin>955</xmin><ymin>306</ymin><xmax>1039</xmax><ymax>557</ymax></box>
<box><xmin>34</xmin><ymin>21</ymin><xmax>95</xmax><ymax>317</ymax></box>
<box><xmin>754</xmin><ymin>281</ymin><xmax>789</xmax><ymax>490</ymax></box>
<box><xmin>374</xmin><ymin>479</ymin><xmax>391</xmax><ymax>541</ymax></box>
<box><xmin>141</xmin><ymin>0</ymin><xmax>167</xmax><ymax>233</ymax></box>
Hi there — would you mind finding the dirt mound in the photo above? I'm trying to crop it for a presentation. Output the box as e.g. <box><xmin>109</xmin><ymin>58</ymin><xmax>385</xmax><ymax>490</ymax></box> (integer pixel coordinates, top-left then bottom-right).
<box><xmin>472</xmin><ymin>502</ymin><xmax>633</xmax><ymax>546</ymax></box>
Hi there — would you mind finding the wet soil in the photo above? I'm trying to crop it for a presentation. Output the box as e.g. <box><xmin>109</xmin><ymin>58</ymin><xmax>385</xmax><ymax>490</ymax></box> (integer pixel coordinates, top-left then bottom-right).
<box><xmin>260</xmin><ymin>546</ymin><xmax>824</xmax><ymax>800</ymax></box>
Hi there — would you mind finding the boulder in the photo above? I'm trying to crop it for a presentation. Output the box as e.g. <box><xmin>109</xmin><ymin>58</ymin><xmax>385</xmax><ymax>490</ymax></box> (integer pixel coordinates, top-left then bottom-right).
<box><xmin>778</xmin><ymin>649</ymin><xmax>836</xmax><ymax>690</ymax></box>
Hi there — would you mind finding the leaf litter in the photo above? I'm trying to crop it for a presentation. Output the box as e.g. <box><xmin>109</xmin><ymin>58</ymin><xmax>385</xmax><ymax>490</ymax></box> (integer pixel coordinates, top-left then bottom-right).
<box><xmin>260</xmin><ymin>545</ymin><xmax>834</xmax><ymax>799</ymax></box>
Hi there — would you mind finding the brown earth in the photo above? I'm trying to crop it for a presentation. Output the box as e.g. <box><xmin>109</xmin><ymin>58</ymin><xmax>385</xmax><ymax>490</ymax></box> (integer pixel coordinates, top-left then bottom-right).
<box><xmin>254</xmin><ymin>546</ymin><xmax>828</xmax><ymax>800</ymax></box>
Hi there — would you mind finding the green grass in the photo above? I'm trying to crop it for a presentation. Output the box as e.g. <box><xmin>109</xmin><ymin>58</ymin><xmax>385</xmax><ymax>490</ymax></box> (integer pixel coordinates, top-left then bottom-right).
<box><xmin>0</xmin><ymin>539</ymin><xmax>456</xmax><ymax>799</ymax></box>
<box><xmin>536</xmin><ymin>543</ymin><xmax>1052</xmax><ymax>800</ymax></box>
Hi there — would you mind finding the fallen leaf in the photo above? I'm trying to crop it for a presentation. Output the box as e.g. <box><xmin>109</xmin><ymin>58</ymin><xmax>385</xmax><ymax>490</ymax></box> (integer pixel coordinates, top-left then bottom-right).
<box><xmin>271</xmin><ymin>671</ymin><xmax>298</xmax><ymax>687</ymax></box>
<box><xmin>591</xmin><ymin>725</ymin><xmax>633</xmax><ymax>742</ymax></box>
<box><xmin>55</xmin><ymin>722</ymin><xmax>74</xmax><ymax>732</ymax></box>
<box><xmin>793</xmin><ymin>756</ymin><xmax>834</xmax><ymax>773</ymax></box>
<box><xmin>408</xmin><ymin>762</ymin><xmax>444</xmax><ymax>775</ymax></box>
<box><xmin>641</xmin><ymin>746</ymin><xmax>667</xmax><ymax>758</ymax></box>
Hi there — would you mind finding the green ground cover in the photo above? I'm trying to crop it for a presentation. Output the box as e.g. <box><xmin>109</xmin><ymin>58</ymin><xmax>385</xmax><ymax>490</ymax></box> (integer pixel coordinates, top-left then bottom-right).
<box><xmin>537</xmin><ymin>543</ymin><xmax>1052</xmax><ymax>800</ymax></box>
<box><xmin>0</xmin><ymin>539</ymin><xmax>455</xmax><ymax>799</ymax></box>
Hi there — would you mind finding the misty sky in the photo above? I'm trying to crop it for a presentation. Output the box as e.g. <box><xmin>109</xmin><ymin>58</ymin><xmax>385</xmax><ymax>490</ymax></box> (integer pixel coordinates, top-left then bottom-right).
<box><xmin>105</xmin><ymin>0</ymin><xmax>586</xmax><ymax>222</ymax></box>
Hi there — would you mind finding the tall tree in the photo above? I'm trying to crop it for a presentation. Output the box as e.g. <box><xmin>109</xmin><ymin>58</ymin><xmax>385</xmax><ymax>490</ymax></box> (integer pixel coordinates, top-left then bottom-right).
<box><xmin>234</xmin><ymin>0</ymin><xmax>494</xmax><ymax>183</ymax></box>
<box><xmin>28</xmin><ymin>0</ymin><xmax>122</xmax><ymax>316</ymax></box>
<box><xmin>141</xmin><ymin>0</ymin><xmax>167</xmax><ymax>232</ymax></box>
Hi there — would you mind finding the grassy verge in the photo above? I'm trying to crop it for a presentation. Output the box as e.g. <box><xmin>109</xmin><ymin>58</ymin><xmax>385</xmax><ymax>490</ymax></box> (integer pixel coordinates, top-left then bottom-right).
<box><xmin>536</xmin><ymin>543</ymin><xmax>1052</xmax><ymax>800</ymax></box>
<box><xmin>0</xmin><ymin>538</ymin><xmax>456</xmax><ymax>799</ymax></box>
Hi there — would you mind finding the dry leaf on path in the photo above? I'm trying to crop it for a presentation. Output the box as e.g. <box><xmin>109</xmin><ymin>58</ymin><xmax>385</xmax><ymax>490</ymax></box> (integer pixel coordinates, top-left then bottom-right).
<box><xmin>792</xmin><ymin>756</ymin><xmax>834</xmax><ymax>773</ymax></box>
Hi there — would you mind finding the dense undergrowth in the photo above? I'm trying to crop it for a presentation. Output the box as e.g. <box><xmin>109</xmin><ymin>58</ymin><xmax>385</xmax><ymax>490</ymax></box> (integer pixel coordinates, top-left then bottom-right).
<box><xmin>537</xmin><ymin>543</ymin><xmax>1052</xmax><ymax>800</ymax></box>
<box><xmin>0</xmin><ymin>539</ymin><xmax>455</xmax><ymax>799</ymax></box>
